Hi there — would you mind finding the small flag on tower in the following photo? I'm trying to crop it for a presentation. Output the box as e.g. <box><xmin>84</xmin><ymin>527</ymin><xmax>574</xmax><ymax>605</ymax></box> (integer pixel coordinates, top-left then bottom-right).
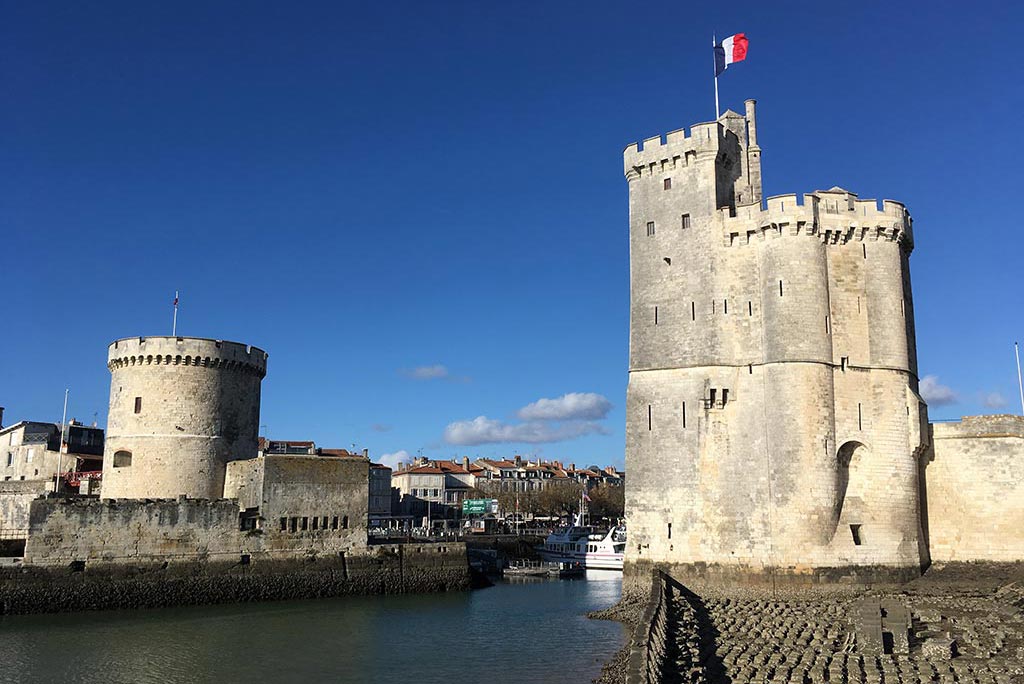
<box><xmin>714</xmin><ymin>33</ymin><xmax>749</xmax><ymax>76</ymax></box>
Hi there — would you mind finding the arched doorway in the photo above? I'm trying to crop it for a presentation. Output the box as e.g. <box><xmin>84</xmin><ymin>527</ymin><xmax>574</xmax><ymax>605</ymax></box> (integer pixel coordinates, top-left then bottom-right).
<box><xmin>834</xmin><ymin>441</ymin><xmax>869</xmax><ymax>545</ymax></box>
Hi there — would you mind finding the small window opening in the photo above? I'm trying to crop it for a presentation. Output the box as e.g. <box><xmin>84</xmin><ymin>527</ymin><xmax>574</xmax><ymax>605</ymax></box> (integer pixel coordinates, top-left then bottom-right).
<box><xmin>312</xmin><ymin>517</ymin><xmax>319</xmax><ymax>530</ymax></box>
<box><xmin>723</xmin><ymin>299</ymin><xmax>728</xmax><ymax>315</ymax></box>
<box><xmin>825</xmin><ymin>315</ymin><xmax>831</xmax><ymax>334</ymax></box>
<box><xmin>748</xmin><ymin>301</ymin><xmax>752</xmax><ymax>316</ymax></box>
<box><xmin>850</xmin><ymin>524</ymin><xmax>863</xmax><ymax>546</ymax></box>
<box><xmin>712</xmin><ymin>300</ymin><xmax>716</xmax><ymax>314</ymax></box>
<box><xmin>863</xmin><ymin>244</ymin><xmax>867</xmax><ymax>259</ymax></box>
<box><xmin>667</xmin><ymin>523</ymin><xmax>672</xmax><ymax>539</ymax></box>
<box><xmin>779</xmin><ymin>280</ymin><xmax>784</xmax><ymax>297</ymax></box>
<box><xmin>901</xmin><ymin>299</ymin><xmax>905</xmax><ymax>317</ymax></box>
<box><xmin>721</xmin><ymin>389</ymin><xmax>729</xmax><ymax>406</ymax></box>
<box><xmin>646</xmin><ymin>221</ymin><xmax>656</xmax><ymax>237</ymax></box>
<box><xmin>654</xmin><ymin>306</ymin><xmax>659</xmax><ymax>325</ymax></box>
<box><xmin>301</xmin><ymin>516</ymin><xmax>309</xmax><ymax>531</ymax></box>
<box><xmin>663</xmin><ymin>257</ymin><xmax>671</xmax><ymax>265</ymax></box>
<box><xmin>663</xmin><ymin>178</ymin><xmax>672</xmax><ymax>190</ymax></box>
<box><xmin>691</xmin><ymin>302</ymin><xmax>695</xmax><ymax>321</ymax></box>
<box><xmin>279</xmin><ymin>517</ymin><xmax>287</xmax><ymax>531</ymax></box>
<box><xmin>681</xmin><ymin>214</ymin><xmax>691</xmax><ymax>229</ymax></box>
<box><xmin>342</xmin><ymin>516</ymin><xmax>349</xmax><ymax>529</ymax></box>
<box><xmin>322</xmin><ymin>516</ymin><xmax>328</xmax><ymax>529</ymax></box>
<box><xmin>858</xmin><ymin>403</ymin><xmax>863</xmax><ymax>431</ymax></box>
<box><xmin>841</xmin><ymin>357</ymin><xmax>849</xmax><ymax>371</ymax></box>
<box><xmin>290</xmin><ymin>517</ymin><xmax>298</xmax><ymax>533</ymax></box>
<box><xmin>708</xmin><ymin>389</ymin><xmax>717</xmax><ymax>406</ymax></box>
<box><xmin>332</xmin><ymin>516</ymin><xmax>339</xmax><ymax>530</ymax></box>
<box><xmin>240</xmin><ymin>554</ymin><xmax>251</xmax><ymax>566</ymax></box>
<box><xmin>748</xmin><ymin>364</ymin><xmax>753</xmax><ymax>374</ymax></box>
<box><xmin>70</xmin><ymin>560</ymin><xmax>86</xmax><ymax>572</ymax></box>
<box><xmin>113</xmin><ymin>450</ymin><xmax>132</xmax><ymax>468</ymax></box>
<box><xmin>647</xmin><ymin>405</ymin><xmax>652</xmax><ymax>431</ymax></box>
<box><xmin>857</xmin><ymin>297</ymin><xmax>861</xmax><ymax>314</ymax></box>
<box><xmin>134</xmin><ymin>397</ymin><xmax>142</xmax><ymax>414</ymax></box>
<box><xmin>682</xmin><ymin>402</ymin><xmax>686</xmax><ymax>429</ymax></box>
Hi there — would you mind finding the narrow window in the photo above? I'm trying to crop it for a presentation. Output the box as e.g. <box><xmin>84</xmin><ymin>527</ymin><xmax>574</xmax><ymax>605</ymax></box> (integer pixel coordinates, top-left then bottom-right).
<box><xmin>779</xmin><ymin>280</ymin><xmax>784</xmax><ymax>297</ymax></box>
<box><xmin>709</xmin><ymin>389</ymin><xmax>717</xmax><ymax>406</ymax></box>
<box><xmin>290</xmin><ymin>517</ymin><xmax>298</xmax><ymax>533</ymax></box>
<box><xmin>850</xmin><ymin>524</ymin><xmax>863</xmax><ymax>546</ymax></box>
<box><xmin>312</xmin><ymin>517</ymin><xmax>319</xmax><ymax>530</ymax></box>
<box><xmin>279</xmin><ymin>517</ymin><xmax>287</xmax><ymax>532</ymax></box>
<box><xmin>667</xmin><ymin>523</ymin><xmax>672</xmax><ymax>540</ymax></box>
<box><xmin>301</xmin><ymin>516</ymin><xmax>309</xmax><ymax>531</ymax></box>
<box><xmin>723</xmin><ymin>299</ymin><xmax>728</xmax><ymax>314</ymax></box>
<box><xmin>134</xmin><ymin>397</ymin><xmax>142</xmax><ymax>414</ymax></box>
<box><xmin>748</xmin><ymin>301</ymin><xmax>752</xmax><ymax>316</ymax></box>
<box><xmin>901</xmin><ymin>299</ymin><xmax>905</xmax><ymax>317</ymax></box>
<box><xmin>721</xmin><ymin>389</ymin><xmax>729</xmax><ymax>406</ymax></box>
<box><xmin>841</xmin><ymin>357</ymin><xmax>849</xmax><ymax>371</ymax></box>
<box><xmin>681</xmin><ymin>214</ymin><xmax>691</xmax><ymax>229</ymax></box>
<box><xmin>858</xmin><ymin>403</ymin><xmax>863</xmax><ymax>431</ymax></box>
<box><xmin>663</xmin><ymin>257</ymin><xmax>671</xmax><ymax>265</ymax></box>
<box><xmin>748</xmin><ymin>364</ymin><xmax>753</xmax><ymax>374</ymax></box>
<box><xmin>646</xmin><ymin>221</ymin><xmax>656</xmax><ymax>237</ymax></box>
<box><xmin>343</xmin><ymin>515</ymin><xmax>349</xmax><ymax>529</ymax></box>
<box><xmin>240</xmin><ymin>554</ymin><xmax>251</xmax><ymax>565</ymax></box>
<box><xmin>825</xmin><ymin>315</ymin><xmax>831</xmax><ymax>334</ymax></box>
<box><xmin>863</xmin><ymin>244</ymin><xmax>867</xmax><ymax>259</ymax></box>
<box><xmin>857</xmin><ymin>297</ymin><xmax>861</xmax><ymax>314</ymax></box>
<box><xmin>663</xmin><ymin>178</ymin><xmax>672</xmax><ymax>190</ymax></box>
<box><xmin>5</xmin><ymin>453</ymin><xmax>12</xmax><ymax>467</ymax></box>
<box><xmin>691</xmin><ymin>302</ymin><xmax>695</xmax><ymax>321</ymax></box>
<box><xmin>322</xmin><ymin>516</ymin><xmax>329</xmax><ymax>529</ymax></box>
<box><xmin>332</xmin><ymin>516</ymin><xmax>339</xmax><ymax>530</ymax></box>
<box><xmin>681</xmin><ymin>402</ymin><xmax>687</xmax><ymax>428</ymax></box>
<box><xmin>712</xmin><ymin>300</ymin><xmax>716</xmax><ymax>314</ymax></box>
<box><xmin>647</xmin><ymin>405</ymin><xmax>652</xmax><ymax>431</ymax></box>
<box><xmin>654</xmin><ymin>306</ymin><xmax>659</xmax><ymax>325</ymax></box>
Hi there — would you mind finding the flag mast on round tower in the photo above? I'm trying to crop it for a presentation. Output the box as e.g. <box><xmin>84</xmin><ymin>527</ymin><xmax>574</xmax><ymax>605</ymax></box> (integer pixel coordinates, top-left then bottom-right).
<box><xmin>713</xmin><ymin>32</ymin><xmax>749</xmax><ymax>119</ymax></box>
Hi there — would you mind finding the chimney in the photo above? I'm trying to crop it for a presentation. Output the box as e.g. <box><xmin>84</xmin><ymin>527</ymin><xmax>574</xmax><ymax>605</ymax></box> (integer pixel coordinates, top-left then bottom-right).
<box><xmin>514</xmin><ymin>455</ymin><xmax>522</xmax><ymax>467</ymax></box>
<box><xmin>570</xmin><ymin>463</ymin><xmax>576</xmax><ymax>471</ymax></box>
<box><xmin>462</xmin><ymin>456</ymin><xmax>470</xmax><ymax>470</ymax></box>
<box><xmin>362</xmin><ymin>448</ymin><xmax>369</xmax><ymax>459</ymax></box>
<box><xmin>0</xmin><ymin>407</ymin><xmax>4</xmax><ymax>428</ymax></box>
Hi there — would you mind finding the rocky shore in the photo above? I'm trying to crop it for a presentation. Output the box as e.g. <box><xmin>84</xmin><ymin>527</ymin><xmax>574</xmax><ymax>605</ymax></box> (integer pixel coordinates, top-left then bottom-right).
<box><xmin>589</xmin><ymin>587</ymin><xmax>648</xmax><ymax>684</ymax></box>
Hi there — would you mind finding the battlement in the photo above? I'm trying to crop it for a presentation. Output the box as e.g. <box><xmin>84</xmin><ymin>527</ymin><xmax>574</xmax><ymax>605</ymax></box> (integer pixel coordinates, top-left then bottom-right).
<box><xmin>107</xmin><ymin>336</ymin><xmax>268</xmax><ymax>377</ymax></box>
<box><xmin>623</xmin><ymin>121</ymin><xmax>726</xmax><ymax>178</ymax></box>
<box><xmin>720</xmin><ymin>189</ymin><xmax>913</xmax><ymax>249</ymax></box>
<box><xmin>932</xmin><ymin>415</ymin><xmax>1024</xmax><ymax>440</ymax></box>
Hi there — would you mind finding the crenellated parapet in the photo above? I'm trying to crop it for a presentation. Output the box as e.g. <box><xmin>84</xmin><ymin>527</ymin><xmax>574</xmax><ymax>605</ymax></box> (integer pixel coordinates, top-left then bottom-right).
<box><xmin>107</xmin><ymin>336</ymin><xmax>268</xmax><ymax>378</ymax></box>
<box><xmin>623</xmin><ymin>121</ymin><xmax>725</xmax><ymax>180</ymax></box>
<box><xmin>720</xmin><ymin>189</ymin><xmax>913</xmax><ymax>250</ymax></box>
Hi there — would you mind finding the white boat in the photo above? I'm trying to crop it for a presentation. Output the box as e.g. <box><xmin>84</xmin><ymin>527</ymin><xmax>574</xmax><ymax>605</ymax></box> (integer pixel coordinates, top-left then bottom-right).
<box><xmin>537</xmin><ymin>524</ymin><xmax>626</xmax><ymax>571</ymax></box>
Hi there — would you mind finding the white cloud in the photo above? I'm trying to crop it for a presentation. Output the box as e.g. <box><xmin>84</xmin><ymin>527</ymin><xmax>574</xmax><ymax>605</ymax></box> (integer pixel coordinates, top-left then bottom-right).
<box><xmin>516</xmin><ymin>392</ymin><xmax>612</xmax><ymax>421</ymax></box>
<box><xmin>443</xmin><ymin>416</ymin><xmax>608</xmax><ymax>446</ymax></box>
<box><xmin>401</xmin><ymin>364</ymin><xmax>449</xmax><ymax>380</ymax></box>
<box><xmin>377</xmin><ymin>449</ymin><xmax>412</xmax><ymax>469</ymax></box>
<box><xmin>982</xmin><ymin>392</ymin><xmax>1008</xmax><ymax>410</ymax></box>
<box><xmin>920</xmin><ymin>375</ymin><xmax>957</xmax><ymax>406</ymax></box>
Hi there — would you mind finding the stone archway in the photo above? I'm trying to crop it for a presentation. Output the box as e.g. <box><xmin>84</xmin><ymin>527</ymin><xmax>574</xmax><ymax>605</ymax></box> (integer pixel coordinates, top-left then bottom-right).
<box><xmin>833</xmin><ymin>441</ymin><xmax>869</xmax><ymax>544</ymax></box>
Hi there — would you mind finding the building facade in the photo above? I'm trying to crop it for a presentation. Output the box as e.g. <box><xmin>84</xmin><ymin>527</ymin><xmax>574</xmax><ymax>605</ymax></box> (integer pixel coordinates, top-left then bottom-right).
<box><xmin>1</xmin><ymin>420</ymin><xmax>103</xmax><ymax>484</ymax></box>
<box><xmin>624</xmin><ymin>101</ymin><xmax>928</xmax><ymax>582</ymax></box>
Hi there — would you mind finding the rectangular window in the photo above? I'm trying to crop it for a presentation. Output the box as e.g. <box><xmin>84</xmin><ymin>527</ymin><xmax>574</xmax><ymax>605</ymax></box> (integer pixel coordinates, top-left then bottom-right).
<box><xmin>748</xmin><ymin>364</ymin><xmax>753</xmax><ymax>374</ymax></box>
<box><xmin>646</xmin><ymin>221</ymin><xmax>656</xmax><ymax>237</ymax></box>
<box><xmin>858</xmin><ymin>403</ymin><xmax>863</xmax><ymax>431</ymax></box>
<box><xmin>691</xmin><ymin>302</ymin><xmax>695</xmax><ymax>321</ymax></box>
<box><xmin>863</xmin><ymin>244</ymin><xmax>867</xmax><ymax>259</ymax></box>
<box><xmin>681</xmin><ymin>402</ymin><xmax>686</xmax><ymax>429</ymax></box>
<box><xmin>667</xmin><ymin>523</ymin><xmax>672</xmax><ymax>539</ymax></box>
<box><xmin>647</xmin><ymin>405</ymin><xmax>652</xmax><ymax>431</ymax></box>
<box><xmin>654</xmin><ymin>306</ymin><xmax>659</xmax><ymax>325</ymax></box>
<box><xmin>721</xmin><ymin>389</ymin><xmax>729</xmax><ymax>406</ymax></box>
<box><xmin>301</xmin><ymin>516</ymin><xmax>309</xmax><ymax>531</ymax></box>
<box><xmin>663</xmin><ymin>178</ymin><xmax>672</xmax><ymax>190</ymax></box>
<box><xmin>279</xmin><ymin>517</ymin><xmax>287</xmax><ymax>532</ymax></box>
<box><xmin>723</xmin><ymin>299</ymin><xmax>728</xmax><ymax>314</ymax></box>
<box><xmin>5</xmin><ymin>453</ymin><xmax>12</xmax><ymax>467</ymax></box>
<box><xmin>343</xmin><ymin>516</ymin><xmax>349</xmax><ymax>529</ymax></box>
<box><xmin>332</xmin><ymin>516</ymin><xmax>339</xmax><ymax>530</ymax></box>
<box><xmin>134</xmin><ymin>397</ymin><xmax>142</xmax><ymax>414</ymax></box>
<box><xmin>25</xmin><ymin>448</ymin><xmax>34</xmax><ymax>463</ymax></box>
<box><xmin>312</xmin><ymin>517</ymin><xmax>319</xmax><ymax>530</ymax></box>
<box><xmin>709</xmin><ymin>389</ymin><xmax>717</xmax><ymax>406</ymax></box>
<box><xmin>825</xmin><ymin>315</ymin><xmax>831</xmax><ymax>334</ymax></box>
<box><xmin>322</xmin><ymin>516</ymin><xmax>329</xmax><ymax>529</ymax></box>
<box><xmin>290</xmin><ymin>517</ymin><xmax>298</xmax><ymax>533</ymax></box>
<box><xmin>681</xmin><ymin>214</ymin><xmax>691</xmax><ymax>229</ymax></box>
<box><xmin>850</xmin><ymin>524</ymin><xmax>863</xmax><ymax>546</ymax></box>
<box><xmin>779</xmin><ymin>280</ymin><xmax>784</xmax><ymax>297</ymax></box>
<box><xmin>411</xmin><ymin>488</ymin><xmax>417</xmax><ymax>496</ymax></box>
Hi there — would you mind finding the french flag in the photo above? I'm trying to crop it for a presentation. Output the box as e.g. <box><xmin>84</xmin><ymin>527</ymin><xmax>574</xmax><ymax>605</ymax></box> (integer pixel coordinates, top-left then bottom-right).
<box><xmin>714</xmin><ymin>33</ymin><xmax>749</xmax><ymax>77</ymax></box>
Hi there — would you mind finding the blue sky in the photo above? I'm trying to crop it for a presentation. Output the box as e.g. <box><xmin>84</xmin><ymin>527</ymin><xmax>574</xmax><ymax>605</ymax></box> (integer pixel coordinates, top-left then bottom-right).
<box><xmin>2</xmin><ymin>1</ymin><xmax>1022</xmax><ymax>469</ymax></box>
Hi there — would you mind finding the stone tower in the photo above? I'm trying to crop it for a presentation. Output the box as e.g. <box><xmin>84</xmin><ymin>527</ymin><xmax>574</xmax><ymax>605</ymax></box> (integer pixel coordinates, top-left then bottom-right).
<box><xmin>624</xmin><ymin>100</ymin><xmax>929</xmax><ymax>583</ymax></box>
<box><xmin>102</xmin><ymin>336</ymin><xmax>268</xmax><ymax>499</ymax></box>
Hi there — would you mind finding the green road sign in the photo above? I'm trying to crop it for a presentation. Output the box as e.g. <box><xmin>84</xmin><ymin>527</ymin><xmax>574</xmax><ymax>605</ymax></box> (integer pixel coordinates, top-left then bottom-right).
<box><xmin>462</xmin><ymin>498</ymin><xmax>497</xmax><ymax>514</ymax></box>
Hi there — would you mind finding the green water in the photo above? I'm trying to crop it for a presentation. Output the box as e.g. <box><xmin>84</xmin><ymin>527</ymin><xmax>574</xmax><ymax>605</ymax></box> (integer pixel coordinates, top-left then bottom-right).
<box><xmin>0</xmin><ymin>571</ymin><xmax>625</xmax><ymax>684</ymax></box>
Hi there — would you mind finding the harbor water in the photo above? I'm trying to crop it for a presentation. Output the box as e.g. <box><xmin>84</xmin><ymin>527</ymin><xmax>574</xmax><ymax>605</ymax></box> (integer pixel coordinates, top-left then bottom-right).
<box><xmin>0</xmin><ymin>571</ymin><xmax>625</xmax><ymax>684</ymax></box>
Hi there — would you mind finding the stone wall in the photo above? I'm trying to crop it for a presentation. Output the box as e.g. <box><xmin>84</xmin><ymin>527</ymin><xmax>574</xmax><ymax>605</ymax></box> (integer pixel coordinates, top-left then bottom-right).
<box><xmin>0</xmin><ymin>481</ymin><xmax>51</xmax><ymax>541</ymax></box>
<box><xmin>924</xmin><ymin>415</ymin><xmax>1024</xmax><ymax>563</ymax></box>
<box><xmin>23</xmin><ymin>497</ymin><xmax>243</xmax><ymax>567</ymax></box>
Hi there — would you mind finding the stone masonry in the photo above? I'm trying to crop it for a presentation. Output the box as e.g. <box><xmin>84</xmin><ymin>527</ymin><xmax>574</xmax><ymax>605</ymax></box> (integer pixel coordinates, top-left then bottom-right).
<box><xmin>624</xmin><ymin>100</ymin><xmax>929</xmax><ymax>582</ymax></box>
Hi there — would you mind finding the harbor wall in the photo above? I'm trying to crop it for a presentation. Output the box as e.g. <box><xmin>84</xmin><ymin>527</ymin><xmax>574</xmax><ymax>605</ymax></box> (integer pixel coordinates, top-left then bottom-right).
<box><xmin>0</xmin><ymin>541</ymin><xmax>469</xmax><ymax>615</ymax></box>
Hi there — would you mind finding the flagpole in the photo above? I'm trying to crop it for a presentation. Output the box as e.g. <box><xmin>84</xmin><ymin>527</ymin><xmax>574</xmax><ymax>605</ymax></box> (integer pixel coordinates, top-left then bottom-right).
<box><xmin>713</xmin><ymin>33</ymin><xmax>720</xmax><ymax>119</ymax></box>
<box><xmin>56</xmin><ymin>388</ymin><xmax>68</xmax><ymax>492</ymax></box>
<box><xmin>172</xmin><ymin>291</ymin><xmax>178</xmax><ymax>336</ymax></box>
<box><xmin>1015</xmin><ymin>341</ymin><xmax>1024</xmax><ymax>415</ymax></box>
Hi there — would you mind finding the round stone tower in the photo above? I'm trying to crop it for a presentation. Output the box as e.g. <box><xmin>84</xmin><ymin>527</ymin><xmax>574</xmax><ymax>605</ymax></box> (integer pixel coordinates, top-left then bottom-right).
<box><xmin>102</xmin><ymin>336</ymin><xmax>268</xmax><ymax>499</ymax></box>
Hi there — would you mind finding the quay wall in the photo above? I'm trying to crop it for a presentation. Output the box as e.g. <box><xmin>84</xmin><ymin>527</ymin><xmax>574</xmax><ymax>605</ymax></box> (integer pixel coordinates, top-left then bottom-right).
<box><xmin>0</xmin><ymin>542</ymin><xmax>469</xmax><ymax>615</ymax></box>
<box><xmin>924</xmin><ymin>415</ymin><xmax>1024</xmax><ymax>563</ymax></box>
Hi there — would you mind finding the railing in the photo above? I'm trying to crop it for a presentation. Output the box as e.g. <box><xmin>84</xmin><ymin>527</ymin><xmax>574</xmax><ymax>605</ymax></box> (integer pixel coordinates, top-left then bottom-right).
<box><xmin>61</xmin><ymin>471</ymin><xmax>102</xmax><ymax>487</ymax></box>
<box><xmin>0</xmin><ymin>529</ymin><xmax>29</xmax><ymax>540</ymax></box>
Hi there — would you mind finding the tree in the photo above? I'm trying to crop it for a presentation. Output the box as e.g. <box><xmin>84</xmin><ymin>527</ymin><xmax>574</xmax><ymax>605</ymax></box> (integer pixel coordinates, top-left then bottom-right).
<box><xmin>587</xmin><ymin>483</ymin><xmax>625</xmax><ymax>520</ymax></box>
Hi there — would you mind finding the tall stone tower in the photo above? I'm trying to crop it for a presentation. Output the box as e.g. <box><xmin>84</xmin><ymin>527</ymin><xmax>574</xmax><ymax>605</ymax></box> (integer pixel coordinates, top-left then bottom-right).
<box><xmin>624</xmin><ymin>101</ymin><xmax>928</xmax><ymax>583</ymax></box>
<box><xmin>102</xmin><ymin>336</ymin><xmax>268</xmax><ymax>499</ymax></box>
